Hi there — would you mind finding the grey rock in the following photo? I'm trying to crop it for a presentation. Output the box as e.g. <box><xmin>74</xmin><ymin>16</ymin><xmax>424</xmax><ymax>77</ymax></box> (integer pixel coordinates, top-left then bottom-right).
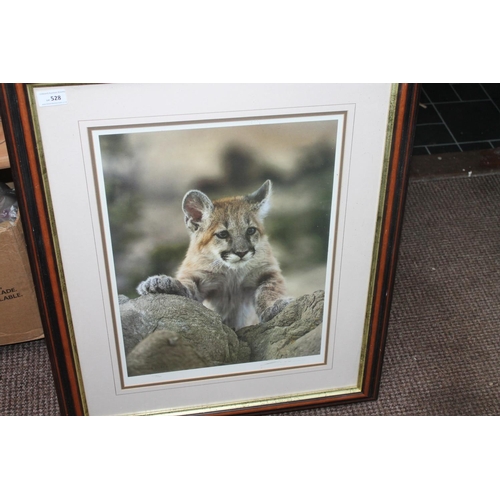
<box><xmin>236</xmin><ymin>290</ymin><xmax>324</xmax><ymax>361</ymax></box>
<box><xmin>121</xmin><ymin>294</ymin><xmax>243</xmax><ymax>376</ymax></box>
<box><xmin>120</xmin><ymin>290</ymin><xmax>324</xmax><ymax>377</ymax></box>
<box><xmin>127</xmin><ymin>329</ymin><xmax>212</xmax><ymax>376</ymax></box>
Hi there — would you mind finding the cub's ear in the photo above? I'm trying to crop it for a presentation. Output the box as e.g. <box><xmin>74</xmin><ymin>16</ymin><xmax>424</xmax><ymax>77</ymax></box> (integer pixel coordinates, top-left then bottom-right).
<box><xmin>182</xmin><ymin>190</ymin><xmax>214</xmax><ymax>232</ymax></box>
<box><xmin>247</xmin><ymin>180</ymin><xmax>272</xmax><ymax>218</ymax></box>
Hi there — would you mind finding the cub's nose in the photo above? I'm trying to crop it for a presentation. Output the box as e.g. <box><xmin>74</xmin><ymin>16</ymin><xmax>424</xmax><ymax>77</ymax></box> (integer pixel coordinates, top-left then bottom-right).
<box><xmin>235</xmin><ymin>251</ymin><xmax>248</xmax><ymax>259</ymax></box>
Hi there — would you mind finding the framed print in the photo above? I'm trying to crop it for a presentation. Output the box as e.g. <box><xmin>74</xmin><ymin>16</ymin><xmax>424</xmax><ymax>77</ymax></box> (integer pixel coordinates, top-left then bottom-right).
<box><xmin>0</xmin><ymin>83</ymin><xmax>419</xmax><ymax>415</ymax></box>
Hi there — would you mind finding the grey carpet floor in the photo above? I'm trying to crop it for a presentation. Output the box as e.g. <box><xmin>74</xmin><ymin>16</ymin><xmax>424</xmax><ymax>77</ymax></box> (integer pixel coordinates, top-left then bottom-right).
<box><xmin>1</xmin><ymin>173</ymin><xmax>499</xmax><ymax>416</ymax></box>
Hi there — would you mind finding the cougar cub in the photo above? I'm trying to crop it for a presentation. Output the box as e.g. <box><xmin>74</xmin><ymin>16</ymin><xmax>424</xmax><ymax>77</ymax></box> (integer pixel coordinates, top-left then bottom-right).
<box><xmin>136</xmin><ymin>180</ymin><xmax>291</xmax><ymax>329</ymax></box>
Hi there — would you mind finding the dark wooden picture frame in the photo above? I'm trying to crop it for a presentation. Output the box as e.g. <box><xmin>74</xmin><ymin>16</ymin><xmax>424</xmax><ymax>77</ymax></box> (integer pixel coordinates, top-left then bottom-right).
<box><xmin>0</xmin><ymin>83</ymin><xmax>420</xmax><ymax>415</ymax></box>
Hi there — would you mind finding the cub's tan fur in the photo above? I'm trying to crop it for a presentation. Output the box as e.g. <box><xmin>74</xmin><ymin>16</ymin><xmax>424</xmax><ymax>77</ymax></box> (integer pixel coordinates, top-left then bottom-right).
<box><xmin>136</xmin><ymin>180</ymin><xmax>291</xmax><ymax>329</ymax></box>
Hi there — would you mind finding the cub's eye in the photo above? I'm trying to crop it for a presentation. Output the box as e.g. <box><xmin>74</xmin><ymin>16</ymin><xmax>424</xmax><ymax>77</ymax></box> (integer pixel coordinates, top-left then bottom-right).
<box><xmin>215</xmin><ymin>230</ymin><xmax>229</xmax><ymax>239</ymax></box>
<box><xmin>246</xmin><ymin>227</ymin><xmax>257</xmax><ymax>236</ymax></box>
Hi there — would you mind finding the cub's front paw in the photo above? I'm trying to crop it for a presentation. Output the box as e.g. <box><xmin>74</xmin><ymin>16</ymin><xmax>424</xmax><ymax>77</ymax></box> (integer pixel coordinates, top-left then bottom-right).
<box><xmin>136</xmin><ymin>275</ymin><xmax>190</xmax><ymax>297</ymax></box>
<box><xmin>260</xmin><ymin>298</ymin><xmax>293</xmax><ymax>323</ymax></box>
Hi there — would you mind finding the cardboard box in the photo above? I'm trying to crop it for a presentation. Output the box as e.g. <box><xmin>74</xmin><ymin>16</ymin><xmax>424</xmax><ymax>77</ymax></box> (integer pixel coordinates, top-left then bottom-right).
<box><xmin>0</xmin><ymin>215</ymin><xmax>44</xmax><ymax>345</ymax></box>
<box><xmin>1</xmin><ymin>120</ymin><xmax>10</xmax><ymax>169</ymax></box>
